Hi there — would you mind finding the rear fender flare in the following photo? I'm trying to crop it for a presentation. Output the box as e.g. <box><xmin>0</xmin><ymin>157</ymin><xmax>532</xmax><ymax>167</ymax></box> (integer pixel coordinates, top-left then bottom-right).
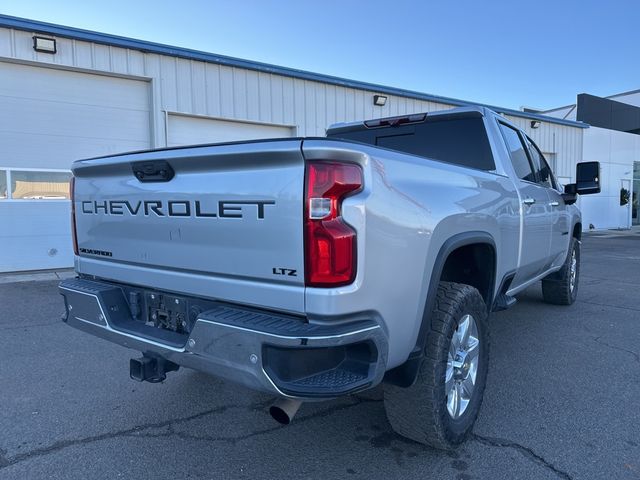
<box><xmin>384</xmin><ymin>231</ymin><xmax>496</xmax><ymax>387</ymax></box>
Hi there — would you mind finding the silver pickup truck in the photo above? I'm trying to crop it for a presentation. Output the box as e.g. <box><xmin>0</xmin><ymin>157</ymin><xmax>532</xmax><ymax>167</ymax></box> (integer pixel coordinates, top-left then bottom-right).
<box><xmin>59</xmin><ymin>106</ymin><xmax>600</xmax><ymax>449</ymax></box>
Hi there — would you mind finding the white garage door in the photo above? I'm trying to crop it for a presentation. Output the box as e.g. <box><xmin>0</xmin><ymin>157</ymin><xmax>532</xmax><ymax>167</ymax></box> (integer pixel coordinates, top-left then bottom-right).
<box><xmin>167</xmin><ymin>114</ymin><xmax>296</xmax><ymax>147</ymax></box>
<box><xmin>0</xmin><ymin>62</ymin><xmax>151</xmax><ymax>272</ymax></box>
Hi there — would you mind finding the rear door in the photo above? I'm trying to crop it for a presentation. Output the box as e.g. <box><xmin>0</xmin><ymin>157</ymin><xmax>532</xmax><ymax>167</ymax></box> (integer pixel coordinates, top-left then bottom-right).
<box><xmin>499</xmin><ymin>123</ymin><xmax>552</xmax><ymax>285</ymax></box>
<box><xmin>524</xmin><ymin>136</ymin><xmax>571</xmax><ymax>267</ymax></box>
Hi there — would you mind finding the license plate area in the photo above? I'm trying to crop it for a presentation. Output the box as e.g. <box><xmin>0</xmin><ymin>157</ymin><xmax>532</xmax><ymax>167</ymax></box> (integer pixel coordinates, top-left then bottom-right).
<box><xmin>145</xmin><ymin>292</ymin><xmax>189</xmax><ymax>334</ymax></box>
<box><xmin>112</xmin><ymin>282</ymin><xmax>220</xmax><ymax>342</ymax></box>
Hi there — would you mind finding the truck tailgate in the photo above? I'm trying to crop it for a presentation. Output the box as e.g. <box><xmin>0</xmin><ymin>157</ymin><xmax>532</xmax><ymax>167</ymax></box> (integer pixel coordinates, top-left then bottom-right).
<box><xmin>72</xmin><ymin>140</ymin><xmax>305</xmax><ymax>313</ymax></box>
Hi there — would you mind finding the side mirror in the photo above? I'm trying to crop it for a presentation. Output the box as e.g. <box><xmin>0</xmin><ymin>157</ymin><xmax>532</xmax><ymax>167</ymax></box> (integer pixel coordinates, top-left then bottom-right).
<box><xmin>576</xmin><ymin>161</ymin><xmax>601</xmax><ymax>195</ymax></box>
<box><xmin>561</xmin><ymin>161</ymin><xmax>601</xmax><ymax>205</ymax></box>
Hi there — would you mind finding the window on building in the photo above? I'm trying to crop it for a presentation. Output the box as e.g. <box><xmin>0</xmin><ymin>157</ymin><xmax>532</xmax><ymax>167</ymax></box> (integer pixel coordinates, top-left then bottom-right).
<box><xmin>10</xmin><ymin>171</ymin><xmax>72</xmax><ymax>200</ymax></box>
<box><xmin>499</xmin><ymin>123</ymin><xmax>536</xmax><ymax>182</ymax></box>
<box><xmin>0</xmin><ymin>170</ymin><xmax>7</xmax><ymax>199</ymax></box>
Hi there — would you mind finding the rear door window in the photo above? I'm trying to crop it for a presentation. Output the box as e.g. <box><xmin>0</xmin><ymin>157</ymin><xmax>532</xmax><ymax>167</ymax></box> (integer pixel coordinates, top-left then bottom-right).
<box><xmin>525</xmin><ymin>136</ymin><xmax>557</xmax><ymax>189</ymax></box>
<box><xmin>498</xmin><ymin>124</ymin><xmax>536</xmax><ymax>183</ymax></box>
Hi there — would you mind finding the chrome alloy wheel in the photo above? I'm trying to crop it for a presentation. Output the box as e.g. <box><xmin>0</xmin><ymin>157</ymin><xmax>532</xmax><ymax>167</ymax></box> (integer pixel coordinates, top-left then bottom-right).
<box><xmin>446</xmin><ymin>314</ymin><xmax>480</xmax><ymax>419</ymax></box>
<box><xmin>569</xmin><ymin>249</ymin><xmax>577</xmax><ymax>293</ymax></box>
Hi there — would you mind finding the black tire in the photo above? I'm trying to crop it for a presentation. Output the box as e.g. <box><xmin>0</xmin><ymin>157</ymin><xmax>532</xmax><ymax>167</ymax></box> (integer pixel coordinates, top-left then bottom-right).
<box><xmin>542</xmin><ymin>237</ymin><xmax>580</xmax><ymax>305</ymax></box>
<box><xmin>383</xmin><ymin>282</ymin><xmax>489</xmax><ymax>450</ymax></box>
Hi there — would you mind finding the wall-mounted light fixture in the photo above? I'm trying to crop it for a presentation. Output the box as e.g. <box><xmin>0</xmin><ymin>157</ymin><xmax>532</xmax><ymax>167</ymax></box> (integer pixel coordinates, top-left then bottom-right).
<box><xmin>530</xmin><ymin>120</ymin><xmax>541</xmax><ymax>129</ymax></box>
<box><xmin>33</xmin><ymin>36</ymin><xmax>57</xmax><ymax>54</ymax></box>
<box><xmin>373</xmin><ymin>95</ymin><xmax>387</xmax><ymax>106</ymax></box>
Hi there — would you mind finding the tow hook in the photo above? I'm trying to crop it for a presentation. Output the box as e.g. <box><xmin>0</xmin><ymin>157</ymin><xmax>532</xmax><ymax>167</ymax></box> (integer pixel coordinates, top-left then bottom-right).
<box><xmin>130</xmin><ymin>354</ymin><xmax>179</xmax><ymax>383</ymax></box>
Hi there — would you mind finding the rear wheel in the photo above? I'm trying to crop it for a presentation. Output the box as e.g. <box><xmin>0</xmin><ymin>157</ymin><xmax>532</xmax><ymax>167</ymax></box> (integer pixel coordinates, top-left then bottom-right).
<box><xmin>542</xmin><ymin>237</ymin><xmax>580</xmax><ymax>305</ymax></box>
<box><xmin>383</xmin><ymin>282</ymin><xmax>489</xmax><ymax>449</ymax></box>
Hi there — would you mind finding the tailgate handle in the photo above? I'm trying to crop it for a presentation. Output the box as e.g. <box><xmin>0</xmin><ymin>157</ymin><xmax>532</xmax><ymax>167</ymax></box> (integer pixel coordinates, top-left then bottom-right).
<box><xmin>132</xmin><ymin>160</ymin><xmax>175</xmax><ymax>183</ymax></box>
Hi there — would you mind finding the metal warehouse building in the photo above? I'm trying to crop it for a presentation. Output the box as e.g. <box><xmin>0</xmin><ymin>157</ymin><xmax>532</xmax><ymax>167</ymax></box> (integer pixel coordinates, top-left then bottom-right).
<box><xmin>0</xmin><ymin>15</ymin><xmax>587</xmax><ymax>273</ymax></box>
<box><xmin>543</xmin><ymin>91</ymin><xmax>640</xmax><ymax>230</ymax></box>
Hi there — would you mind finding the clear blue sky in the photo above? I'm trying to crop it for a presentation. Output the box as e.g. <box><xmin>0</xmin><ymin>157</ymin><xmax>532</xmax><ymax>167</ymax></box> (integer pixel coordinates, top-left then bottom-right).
<box><xmin>2</xmin><ymin>0</ymin><xmax>638</xmax><ymax>110</ymax></box>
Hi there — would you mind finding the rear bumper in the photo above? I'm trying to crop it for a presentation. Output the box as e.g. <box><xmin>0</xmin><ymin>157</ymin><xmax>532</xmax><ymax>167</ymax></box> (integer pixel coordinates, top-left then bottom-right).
<box><xmin>59</xmin><ymin>278</ymin><xmax>388</xmax><ymax>400</ymax></box>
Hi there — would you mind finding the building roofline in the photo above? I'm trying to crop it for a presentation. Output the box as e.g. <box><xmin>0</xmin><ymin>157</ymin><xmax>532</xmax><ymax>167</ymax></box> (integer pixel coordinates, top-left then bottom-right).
<box><xmin>543</xmin><ymin>88</ymin><xmax>640</xmax><ymax>114</ymax></box>
<box><xmin>605</xmin><ymin>88</ymin><xmax>640</xmax><ymax>99</ymax></box>
<box><xmin>540</xmin><ymin>103</ymin><xmax>577</xmax><ymax>114</ymax></box>
<box><xmin>0</xmin><ymin>14</ymin><xmax>588</xmax><ymax>129</ymax></box>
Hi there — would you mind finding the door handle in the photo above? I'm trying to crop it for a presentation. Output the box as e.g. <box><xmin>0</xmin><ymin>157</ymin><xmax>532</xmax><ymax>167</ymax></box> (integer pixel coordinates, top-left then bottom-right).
<box><xmin>523</xmin><ymin>198</ymin><xmax>536</xmax><ymax>205</ymax></box>
<box><xmin>549</xmin><ymin>201</ymin><xmax>560</xmax><ymax>207</ymax></box>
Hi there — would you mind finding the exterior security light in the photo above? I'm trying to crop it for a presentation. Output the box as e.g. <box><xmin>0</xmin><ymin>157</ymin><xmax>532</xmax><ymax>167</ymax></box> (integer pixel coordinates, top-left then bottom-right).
<box><xmin>33</xmin><ymin>36</ymin><xmax>56</xmax><ymax>54</ymax></box>
<box><xmin>530</xmin><ymin>120</ymin><xmax>541</xmax><ymax>129</ymax></box>
<box><xmin>373</xmin><ymin>95</ymin><xmax>387</xmax><ymax>106</ymax></box>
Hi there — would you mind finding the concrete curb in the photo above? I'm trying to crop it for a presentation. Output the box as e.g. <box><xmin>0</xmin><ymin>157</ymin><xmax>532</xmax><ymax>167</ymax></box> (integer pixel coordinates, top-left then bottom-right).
<box><xmin>583</xmin><ymin>228</ymin><xmax>640</xmax><ymax>238</ymax></box>
<box><xmin>0</xmin><ymin>269</ymin><xmax>76</xmax><ymax>285</ymax></box>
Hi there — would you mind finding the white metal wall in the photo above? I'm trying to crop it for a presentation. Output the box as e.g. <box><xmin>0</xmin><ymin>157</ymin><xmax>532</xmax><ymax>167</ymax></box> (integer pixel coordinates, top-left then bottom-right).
<box><xmin>0</xmin><ymin>25</ymin><xmax>583</xmax><ymax>171</ymax></box>
<box><xmin>0</xmin><ymin>61</ymin><xmax>151</xmax><ymax>169</ymax></box>
<box><xmin>579</xmin><ymin>127</ymin><xmax>639</xmax><ymax>230</ymax></box>
<box><xmin>166</xmin><ymin>113</ymin><xmax>296</xmax><ymax>147</ymax></box>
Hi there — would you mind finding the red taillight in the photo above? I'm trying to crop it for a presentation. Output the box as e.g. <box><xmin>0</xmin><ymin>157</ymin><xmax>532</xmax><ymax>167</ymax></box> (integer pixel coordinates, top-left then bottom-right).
<box><xmin>304</xmin><ymin>162</ymin><xmax>362</xmax><ymax>287</ymax></box>
<box><xmin>70</xmin><ymin>177</ymin><xmax>78</xmax><ymax>255</ymax></box>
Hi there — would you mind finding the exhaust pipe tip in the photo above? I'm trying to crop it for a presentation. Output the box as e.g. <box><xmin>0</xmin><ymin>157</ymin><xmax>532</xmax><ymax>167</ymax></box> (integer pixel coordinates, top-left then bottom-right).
<box><xmin>269</xmin><ymin>398</ymin><xmax>302</xmax><ymax>425</ymax></box>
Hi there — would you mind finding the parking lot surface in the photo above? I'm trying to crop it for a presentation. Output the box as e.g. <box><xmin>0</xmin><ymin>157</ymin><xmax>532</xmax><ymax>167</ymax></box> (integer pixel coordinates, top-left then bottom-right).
<box><xmin>1</xmin><ymin>233</ymin><xmax>639</xmax><ymax>480</ymax></box>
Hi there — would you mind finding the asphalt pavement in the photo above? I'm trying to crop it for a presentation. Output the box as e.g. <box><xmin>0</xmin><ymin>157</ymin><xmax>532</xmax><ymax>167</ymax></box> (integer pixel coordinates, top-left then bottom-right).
<box><xmin>0</xmin><ymin>233</ymin><xmax>639</xmax><ymax>480</ymax></box>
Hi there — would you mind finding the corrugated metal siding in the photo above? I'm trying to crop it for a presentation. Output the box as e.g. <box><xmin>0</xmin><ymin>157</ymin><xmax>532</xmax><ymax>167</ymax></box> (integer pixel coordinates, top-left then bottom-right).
<box><xmin>0</xmin><ymin>25</ymin><xmax>583</xmax><ymax>170</ymax></box>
